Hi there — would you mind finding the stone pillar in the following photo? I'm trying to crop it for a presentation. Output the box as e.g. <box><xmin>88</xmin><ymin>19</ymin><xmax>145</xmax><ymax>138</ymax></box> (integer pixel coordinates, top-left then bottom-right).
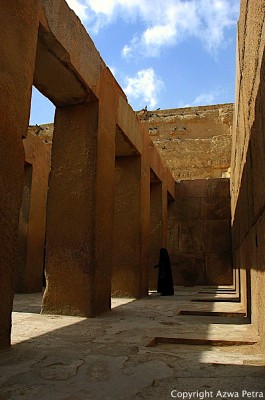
<box><xmin>42</xmin><ymin>102</ymin><xmax>100</xmax><ymax>316</ymax></box>
<box><xmin>92</xmin><ymin>67</ymin><xmax>116</xmax><ymax>314</ymax></box>
<box><xmin>16</xmin><ymin>163</ymin><xmax>33</xmax><ymax>292</ymax></box>
<box><xmin>149</xmin><ymin>181</ymin><xmax>163</xmax><ymax>290</ymax></box>
<box><xmin>15</xmin><ymin>134</ymin><xmax>51</xmax><ymax>293</ymax></box>
<box><xmin>112</xmin><ymin>156</ymin><xmax>142</xmax><ymax>297</ymax></box>
<box><xmin>139</xmin><ymin>132</ymin><xmax>150</xmax><ymax>297</ymax></box>
<box><xmin>0</xmin><ymin>1</ymin><xmax>39</xmax><ymax>348</ymax></box>
<box><xmin>162</xmin><ymin>182</ymin><xmax>169</xmax><ymax>248</ymax></box>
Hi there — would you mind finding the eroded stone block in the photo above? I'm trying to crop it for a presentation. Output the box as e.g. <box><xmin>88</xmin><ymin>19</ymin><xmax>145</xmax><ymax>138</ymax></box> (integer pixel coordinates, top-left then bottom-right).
<box><xmin>206</xmin><ymin>253</ymin><xmax>233</xmax><ymax>285</ymax></box>
<box><xmin>201</xmin><ymin>197</ymin><xmax>231</xmax><ymax>220</ymax></box>
<box><xmin>171</xmin><ymin>253</ymin><xmax>206</xmax><ymax>286</ymax></box>
<box><xmin>179</xmin><ymin>221</ymin><xmax>203</xmax><ymax>252</ymax></box>
<box><xmin>180</xmin><ymin>180</ymin><xmax>208</xmax><ymax>198</ymax></box>
<box><xmin>203</xmin><ymin>220</ymin><xmax>231</xmax><ymax>252</ymax></box>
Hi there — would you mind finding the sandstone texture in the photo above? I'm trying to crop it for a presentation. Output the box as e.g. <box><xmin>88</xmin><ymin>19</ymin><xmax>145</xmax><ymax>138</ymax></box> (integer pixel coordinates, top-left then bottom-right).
<box><xmin>0</xmin><ymin>291</ymin><xmax>263</xmax><ymax>400</ymax></box>
<box><xmin>0</xmin><ymin>0</ymin><xmax>40</xmax><ymax>348</ymax></box>
<box><xmin>27</xmin><ymin>123</ymin><xmax>54</xmax><ymax>144</ymax></box>
<box><xmin>16</xmin><ymin>126</ymin><xmax>51</xmax><ymax>293</ymax></box>
<box><xmin>168</xmin><ymin>179</ymin><xmax>232</xmax><ymax>286</ymax></box>
<box><xmin>138</xmin><ymin>104</ymin><xmax>233</xmax><ymax>180</ymax></box>
<box><xmin>230</xmin><ymin>0</ymin><xmax>265</xmax><ymax>349</ymax></box>
<box><xmin>0</xmin><ymin>0</ymin><xmax>175</xmax><ymax>347</ymax></box>
<box><xmin>2</xmin><ymin>0</ymin><xmax>265</xmax><ymax>366</ymax></box>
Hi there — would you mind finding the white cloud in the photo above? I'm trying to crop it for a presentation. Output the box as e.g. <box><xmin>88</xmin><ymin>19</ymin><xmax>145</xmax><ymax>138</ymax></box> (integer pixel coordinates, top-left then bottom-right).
<box><xmin>122</xmin><ymin>2</ymin><xmax>200</xmax><ymax>58</ymax></box>
<box><xmin>197</xmin><ymin>0</ymin><xmax>240</xmax><ymax>53</ymax></box>
<box><xmin>124</xmin><ymin>0</ymin><xmax>239</xmax><ymax>58</ymax></box>
<box><xmin>66</xmin><ymin>0</ymin><xmax>239</xmax><ymax>57</ymax></box>
<box><xmin>123</xmin><ymin>68</ymin><xmax>164</xmax><ymax>109</ymax></box>
<box><xmin>66</xmin><ymin>0</ymin><xmax>88</xmax><ymax>21</ymax></box>
<box><xmin>122</xmin><ymin>45</ymin><xmax>132</xmax><ymax>58</ymax></box>
<box><xmin>192</xmin><ymin>93</ymin><xmax>215</xmax><ymax>105</ymax></box>
<box><xmin>180</xmin><ymin>90</ymin><xmax>222</xmax><ymax>108</ymax></box>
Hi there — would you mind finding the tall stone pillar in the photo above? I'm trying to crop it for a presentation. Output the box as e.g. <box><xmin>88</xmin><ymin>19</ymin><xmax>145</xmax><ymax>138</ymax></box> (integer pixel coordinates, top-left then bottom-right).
<box><xmin>92</xmin><ymin>67</ymin><xmax>117</xmax><ymax>314</ymax></box>
<box><xmin>0</xmin><ymin>1</ymin><xmax>39</xmax><ymax>348</ymax></box>
<box><xmin>112</xmin><ymin>156</ymin><xmax>142</xmax><ymax>297</ymax></box>
<box><xmin>149</xmin><ymin>180</ymin><xmax>163</xmax><ymax>289</ymax></box>
<box><xmin>139</xmin><ymin>132</ymin><xmax>150</xmax><ymax>297</ymax></box>
<box><xmin>42</xmin><ymin>102</ymin><xmax>101</xmax><ymax>317</ymax></box>
<box><xmin>162</xmin><ymin>181</ymin><xmax>169</xmax><ymax>248</ymax></box>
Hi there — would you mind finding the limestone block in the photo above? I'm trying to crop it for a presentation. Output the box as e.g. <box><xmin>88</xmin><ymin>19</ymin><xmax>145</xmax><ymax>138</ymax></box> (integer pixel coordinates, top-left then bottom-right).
<box><xmin>203</xmin><ymin>220</ymin><xmax>231</xmax><ymax>252</ymax></box>
<box><xmin>207</xmin><ymin>178</ymin><xmax>230</xmax><ymax>198</ymax></box>
<box><xmin>43</xmin><ymin>103</ymin><xmax>99</xmax><ymax>317</ymax></box>
<box><xmin>201</xmin><ymin>197</ymin><xmax>231</xmax><ymax>220</ymax></box>
<box><xmin>40</xmin><ymin>0</ymin><xmax>101</xmax><ymax>93</ymax></box>
<box><xmin>179</xmin><ymin>180</ymin><xmax>208</xmax><ymax>198</ymax></box>
<box><xmin>0</xmin><ymin>0</ymin><xmax>39</xmax><ymax>348</ymax></box>
<box><xmin>171</xmin><ymin>253</ymin><xmax>206</xmax><ymax>286</ymax></box>
<box><xmin>179</xmin><ymin>220</ymin><xmax>203</xmax><ymax>252</ymax></box>
<box><xmin>241</xmin><ymin>2</ymin><xmax>265</xmax><ymax>129</ymax></box>
<box><xmin>171</xmin><ymin>198</ymin><xmax>201</xmax><ymax>220</ymax></box>
<box><xmin>167</xmin><ymin>221</ymin><xmax>180</xmax><ymax>254</ymax></box>
<box><xmin>251</xmin><ymin>97</ymin><xmax>265</xmax><ymax>217</ymax></box>
<box><xmin>16</xmin><ymin>129</ymin><xmax>51</xmax><ymax>293</ymax></box>
<box><xmin>112</xmin><ymin>157</ymin><xmax>142</xmax><ymax>298</ymax></box>
<box><xmin>138</xmin><ymin>104</ymin><xmax>233</xmax><ymax>180</ymax></box>
<box><xmin>206</xmin><ymin>253</ymin><xmax>233</xmax><ymax>285</ymax></box>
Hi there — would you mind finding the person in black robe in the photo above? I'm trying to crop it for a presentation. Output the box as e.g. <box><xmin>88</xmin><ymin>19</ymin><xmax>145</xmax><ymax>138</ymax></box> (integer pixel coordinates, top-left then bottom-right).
<box><xmin>154</xmin><ymin>248</ymin><xmax>174</xmax><ymax>296</ymax></box>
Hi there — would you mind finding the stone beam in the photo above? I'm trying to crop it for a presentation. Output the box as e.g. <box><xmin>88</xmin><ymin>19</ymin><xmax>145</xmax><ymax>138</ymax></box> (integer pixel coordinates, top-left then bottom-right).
<box><xmin>40</xmin><ymin>0</ymin><xmax>100</xmax><ymax>97</ymax></box>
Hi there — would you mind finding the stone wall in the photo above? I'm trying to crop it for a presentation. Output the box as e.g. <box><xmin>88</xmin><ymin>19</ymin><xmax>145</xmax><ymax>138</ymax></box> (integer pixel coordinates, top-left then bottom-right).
<box><xmin>138</xmin><ymin>103</ymin><xmax>234</xmax><ymax>288</ymax></box>
<box><xmin>230</xmin><ymin>0</ymin><xmax>265</xmax><ymax>348</ymax></box>
<box><xmin>168</xmin><ymin>178</ymin><xmax>233</xmax><ymax>286</ymax></box>
<box><xmin>138</xmin><ymin>104</ymin><xmax>233</xmax><ymax>180</ymax></box>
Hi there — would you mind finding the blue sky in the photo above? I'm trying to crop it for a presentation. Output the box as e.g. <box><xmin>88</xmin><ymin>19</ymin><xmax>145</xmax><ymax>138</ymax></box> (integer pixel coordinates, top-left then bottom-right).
<box><xmin>30</xmin><ymin>0</ymin><xmax>240</xmax><ymax>125</ymax></box>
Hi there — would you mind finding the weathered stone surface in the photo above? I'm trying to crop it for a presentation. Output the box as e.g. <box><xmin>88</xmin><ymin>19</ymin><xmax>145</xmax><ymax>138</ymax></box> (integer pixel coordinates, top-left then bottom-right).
<box><xmin>27</xmin><ymin>124</ymin><xmax>54</xmax><ymax>144</ymax></box>
<box><xmin>43</xmin><ymin>103</ymin><xmax>99</xmax><ymax>317</ymax></box>
<box><xmin>207</xmin><ymin>178</ymin><xmax>231</xmax><ymax>198</ymax></box>
<box><xmin>149</xmin><ymin>182</ymin><xmax>163</xmax><ymax>290</ymax></box>
<box><xmin>206</xmin><ymin>253</ymin><xmax>233</xmax><ymax>285</ymax></box>
<box><xmin>138</xmin><ymin>104</ymin><xmax>233</xmax><ymax>180</ymax></box>
<box><xmin>112</xmin><ymin>156</ymin><xmax>142</xmax><ymax>297</ymax></box>
<box><xmin>2</xmin><ymin>292</ymin><xmax>262</xmax><ymax>400</ymax></box>
<box><xmin>201</xmin><ymin>197</ymin><xmax>231</xmax><ymax>220</ymax></box>
<box><xmin>230</xmin><ymin>0</ymin><xmax>265</xmax><ymax>349</ymax></box>
<box><xmin>0</xmin><ymin>0</ymin><xmax>40</xmax><ymax>348</ymax></box>
<box><xmin>5</xmin><ymin>0</ymin><xmax>265</xmax><ymax>358</ymax></box>
<box><xmin>179</xmin><ymin>220</ymin><xmax>203</xmax><ymax>252</ymax></box>
<box><xmin>203</xmin><ymin>220</ymin><xmax>231</xmax><ymax>252</ymax></box>
<box><xmin>171</xmin><ymin>253</ymin><xmax>206</xmax><ymax>285</ymax></box>
<box><xmin>168</xmin><ymin>179</ymin><xmax>233</xmax><ymax>286</ymax></box>
<box><xmin>15</xmin><ymin>127</ymin><xmax>51</xmax><ymax>293</ymax></box>
<box><xmin>179</xmin><ymin>179</ymin><xmax>208</xmax><ymax>198</ymax></box>
<box><xmin>172</xmin><ymin>198</ymin><xmax>201</xmax><ymax>220</ymax></box>
<box><xmin>39</xmin><ymin>0</ymin><xmax>101</xmax><ymax>103</ymax></box>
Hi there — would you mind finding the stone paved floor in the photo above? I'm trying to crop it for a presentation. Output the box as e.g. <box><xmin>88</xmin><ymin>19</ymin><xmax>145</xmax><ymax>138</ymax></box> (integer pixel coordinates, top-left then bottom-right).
<box><xmin>0</xmin><ymin>287</ymin><xmax>265</xmax><ymax>400</ymax></box>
